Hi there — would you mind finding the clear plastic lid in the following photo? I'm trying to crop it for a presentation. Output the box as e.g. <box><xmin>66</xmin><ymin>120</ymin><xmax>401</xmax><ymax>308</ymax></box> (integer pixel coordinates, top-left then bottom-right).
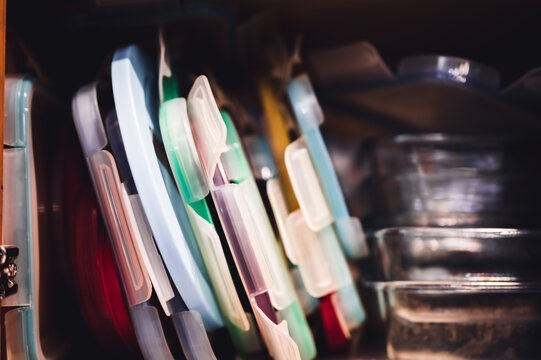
<box><xmin>187</xmin><ymin>76</ymin><xmax>227</xmax><ymax>182</ymax></box>
<box><xmin>211</xmin><ymin>183</ymin><xmax>270</xmax><ymax>297</ymax></box>
<box><xmin>173</xmin><ymin>310</ymin><xmax>217</xmax><ymax>360</ymax></box>
<box><xmin>3</xmin><ymin>77</ymin><xmax>30</xmax><ymax>147</ymax></box>
<box><xmin>266</xmin><ymin>178</ymin><xmax>297</xmax><ymax>264</ymax></box>
<box><xmin>159</xmin><ymin>97</ymin><xmax>251</xmax><ymax>335</ymax></box>
<box><xmin>160</xmin><ymin>98</ymin><xmax>209</xmax><ymax>203</ymax></box>
<box><xmin>125</xmin><ymin>192</ymin><xmax>175</xmax><ymax>315</ymax></box>
<box><xmin>285</xmin><ymin>210</ymin><xmax>336</xmax><ymax>298</ymax></box>
<box><xmin>130</xmin><ymin>303</ymin><xmax>174</xmax><ymax>360</ymax></box>
<box><xmin>287</xmin><ymin>75</ymin><xmax>368</xmax><ymax>258</ymax></box>
<box><xmin>71</xmin><ymin>83</ymin><xmax>108</xmax><ymax>157</ymax></box>
<box><xmin>88</xmin><ymin>151</ymin><xmax>152</xmax><ymax>307</ymax></box>
<box><xmin>397</xmin><ymin>55</ymin><xmax>500</xmax><ymax>92</ymax></box>
<box><xmin>252</xmin><ymin>301</ymin><xmax>301</xmax><ymax>360</ymax></box>
<box><xmin>73</xmin><ymin>82</ymin><xmax>152</xmax><ymax>308</ymax></box>
<box><xmin>285</xmin><ymin>136</ymin><xmax>333</xmax><ymax>232</ymax></box>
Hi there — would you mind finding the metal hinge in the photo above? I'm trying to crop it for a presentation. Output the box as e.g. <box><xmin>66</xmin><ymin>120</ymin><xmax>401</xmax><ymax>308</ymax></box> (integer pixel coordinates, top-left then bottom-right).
<box><xmin>0</xmin><ymin>246</ymin><xmax>18</xmax><ymax>300</ymax></box>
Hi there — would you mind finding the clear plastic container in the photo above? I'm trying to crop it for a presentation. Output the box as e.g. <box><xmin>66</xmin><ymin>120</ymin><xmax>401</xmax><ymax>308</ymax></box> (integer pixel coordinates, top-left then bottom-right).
<box><xmin>359</xmin><ymin>134</ymin><xmax>541</xmax><ymax>228</ymax></box>
<box><xmin>397</xmin><ymin>55</ymin><xmax>500</xmax><ymax>92</ymax></box>
<box><xmin>376</xmin><ymin>281</ymin><xmax>541</xmax><ymax>359</ymax></box>
<box><xmin>375</xmin><ymin>227</ymin><xmax>541</xmax><ymax>281</ymax></box>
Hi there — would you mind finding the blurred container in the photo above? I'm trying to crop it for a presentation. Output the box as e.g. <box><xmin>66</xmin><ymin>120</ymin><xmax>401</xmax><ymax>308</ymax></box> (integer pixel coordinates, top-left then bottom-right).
<box><xmin>374</xmin><ymin>227</ymin><xmax>541</xmax><ymax>281</ymax></box>
<box><xmin>375</xmin><ymin>281</ymin><xmax>541</xmax><ymax>360</ymax></box>
<box><xmin>397</xmin><ymin>55</ymin><xmax>500</xmax><ymax>93</ymax></box>
<box><xmin>358</xmin><ymin>134</ymin><xmax>541</xmax><ymax>229</ymax></box>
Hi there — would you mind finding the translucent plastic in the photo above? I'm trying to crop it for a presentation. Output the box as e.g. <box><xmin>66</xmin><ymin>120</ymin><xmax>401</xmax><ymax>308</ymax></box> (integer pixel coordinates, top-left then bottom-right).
<box><xmin>266</xmin><ymin>178</ymin><xmax>297</xmax><ymax>264</ymax></box>
<box><xmin>130</xmin><ymin>303</ymin><xmax>174</xmax><ymax>360</ymax></box>
<box><xmin>3</xmin><ymin>78</ymin><xmax>27</xmax><ymax>147</ymax></box>
<box><xmin>71</xmin><ymin>83</ymin><xmax>108</xmax><ymax>156</ymax></box>
<box><xmin>287</xmin><ymin>74</ymin><xmax>368</xmax><ymax>259</ymax></box>
<box><xmin>398</xmin><ymin>55</ymin><xmax>500</xmax><ymax>92</ymax></box>
<box><xmin>73</xmin><ymin>83</ymin><xmax>154</xmax><ymax>308</ymax></box>
<box><xmin>160</xmin><ymin>98</ymin><xmax>208</xmax><ymax>203</ymax></box>
<box><xmin>126</xmin><ymin>192</ymin><xmax>175</xmax><ymax>314</ymax></box>
<box><xmin>212</xmin><ymin>183</ymin><xmax>270</xmax><ymax>296</ymax></box>
<box><xmin>253</xmin><ymin>304</ymin><xmax>301</xmax><ymax>360</ymax></box>
<box><xmin>173</xmin><ymin>311</ymin><xmax>217</xmax><ymax>360</ymax></box>
<box><xmin>286</xmin><ymin>74</ymin><xmax>323</xmax><ymax>130</ymax></box>
<box><xmin>159</xmin><ymin>97</ymin><xmax>252</xmax><ymax>336</ymax></box>
<box><xmin>5</xmin><ymin>308</ymin><xmax>38</xmax><ymax>359</ymax></box>
<box><xmin>285</xmin><ymin>136</ymin><xmax>333</xmax><ymax>232</ymax></box>
<box><xmin>2</xmin><ymin>149</ymin><xmax>30</xmax><ymax>307</ymax></box>
<box><xmin>2</xmin><ymin>77</ymin><xmax>42</xmax><ymax>359</ymax></box>
<box><xmin>88</xmin><ymin>151</ymin><xmax>152</xmax><ymax>306</ymax></box>
<box><xmin>187</xmin><ymin>76</ymin><xmax>305</xmax><ymax>360</ymax></box>
<box><xmin>112</xmin><ymin>46</ymin><xmax>222</xmax><ymax>330</ymax></box>
<box><xmin>187</xmin><ymin>76</ymin><xmax>227</xmax><ymax>182</ymax></box>
<box><xmin>285</xmin><ymin>210</ymin><xmax>336</xmax><ymax>298</ymax></box>
<box><xmin>243</xmin><ymin>135</ymin><xmax>278</xmax><ymax>181</ymax></box>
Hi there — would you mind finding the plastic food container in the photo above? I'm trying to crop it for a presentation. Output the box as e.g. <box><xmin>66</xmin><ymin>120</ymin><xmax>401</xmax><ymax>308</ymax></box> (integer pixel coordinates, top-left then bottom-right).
<box><xmin>397</xmin><ymin>55</ymin><xmax>500</xmax><ymax>92</ymax></box>
<box><xmin>358</xmin><ymin>134</ymin><xmax>541</xmax><ymax>229</ymax></box>
<box><xmin>374</xmin><ymin>228</ymin><xmax>541</xmax><ymax>281</ymax></box>
<box><xmin>375</xmin><ymin>281</ymin><xmax>541</xmax><ymax>360</ymax></box>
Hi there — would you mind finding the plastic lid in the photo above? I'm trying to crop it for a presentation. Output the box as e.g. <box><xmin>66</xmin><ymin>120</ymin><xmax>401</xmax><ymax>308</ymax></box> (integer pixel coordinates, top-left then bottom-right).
<box><xmin>287</xmin><ymin>74</ymin><xmax>324</xmax><ymax>131</ymax></box>
<box><xmin>219</xmin><ymin>112</ymin><xmax>296</xmax><ymax>310</ymax></box>
<box><xmin>243</xmin><ymin>135</ymin><xmax>278</xmax><ymax>181</ymax></box>
<box><xmin>159</xmin><ymin>96</ymin><xmax>252</xmax><ymax>337</ymax></box>
<box><xmin>252</xmin><ymin>302</ymin><xmax>301</xmax><ymax>360</ymax></box>
<box><xmin>266</xmin><ymin>178</ymin><xmax>297</xmax><ymax>264</ymax></box>
<box><xmin>397</xmin><ymin>55</ymin><xmax>500</xmax><ymax>92</ymax></box>
<box><xmin>187</xmin><ymin>75</ymin><xmax>227</xmax><ymax>183</ymax></box>
<box><xmin>71</xmin><ymin>83</ymin><xmax>108</xmax><ymax>157</ymax></box>
<box><xmin>2</xmin><ymin>148</ymin><xmax>30</xmax><ymax>307</ymax></box>
<box><xmin>88</xmin><ymin>151</ymin><xmax>153</xmax><ymax>307</ymax></box>
<box><xmin>285</xmin><ymin>210</ymin><xmax>336</xmax><ymax>298</ymax></box>
<box><xmin>112</xmin><ymin>45</ymin><xmax>223</xmax><ymax>330</ymax></box>
<box><xmin>285</xmin><ymin>136</ymin><xmax>333</xmax><ymax>232</ymax></box>
<box><xmin>125</xmin><ymin>192</ymin><xmax>175</xmax><ymax>315</ymax></box>
<box><xmin>130</xmin><ymin>303</ymin><xmax>175</xmax><ymax>360</ymax></box>
<box><xmin>238</xmin><ymin>178</ymin><xmax>295</xmax><ymax>311</ymax></box>
<box><xmin>160</xmin><ymin>98</ymin><xmax>209</xmax><ymax>203</ymax></box>
<box><xmin>4</xmin><ymin>77</ymin><xmax>32</xmax><ymax>147</ymax></box>
<box><xmin>104</xmin><ymin>106</ymin><xmax>176</xmax><ymax>314</ymax></box>
<box><xmin>185</xmin><ymin>206</ymin><xmax>250</xmax><ymax>331</ymax></box>
<box><xmin>173</xmin><ymin>310</ymin><xmax>217</xmax><ymax>360</ymax></box>
<box><xmin>221</xmin><ymin>111</ymin><xmax>252</xmax><ymax>183</ymax></box>
<box><xmin>212</xmin><ymin>183</ymin><xmax>270</xmax><ymax>297</ymax></box>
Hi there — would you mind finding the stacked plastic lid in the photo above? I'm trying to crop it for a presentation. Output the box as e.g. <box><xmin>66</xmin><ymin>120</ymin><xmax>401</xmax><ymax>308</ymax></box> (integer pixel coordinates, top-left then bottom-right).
<box><xmin>62</xmin><ymin>30</ymin><xmax>371</xmax><ymax>357</ymax></box>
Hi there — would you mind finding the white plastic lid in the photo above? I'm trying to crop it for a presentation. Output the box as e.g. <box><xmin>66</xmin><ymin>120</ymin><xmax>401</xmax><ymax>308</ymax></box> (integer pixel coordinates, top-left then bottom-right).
<box><xmin>285</xmin><ymin>210</ymin><xmax>336</xmax><ymax>298</ymax></box>
<box><xmin>285</xmin><ymin>136</ymin><xmax>333</xmax><ymax>232</ymax></box>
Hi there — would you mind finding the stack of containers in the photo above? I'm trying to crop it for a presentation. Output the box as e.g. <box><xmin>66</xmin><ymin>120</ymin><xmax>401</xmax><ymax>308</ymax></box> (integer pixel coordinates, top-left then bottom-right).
<box><xmin>359</xmin><ymin>56</ymin><xmax>541</xmax><ymax>359</ymax></box>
